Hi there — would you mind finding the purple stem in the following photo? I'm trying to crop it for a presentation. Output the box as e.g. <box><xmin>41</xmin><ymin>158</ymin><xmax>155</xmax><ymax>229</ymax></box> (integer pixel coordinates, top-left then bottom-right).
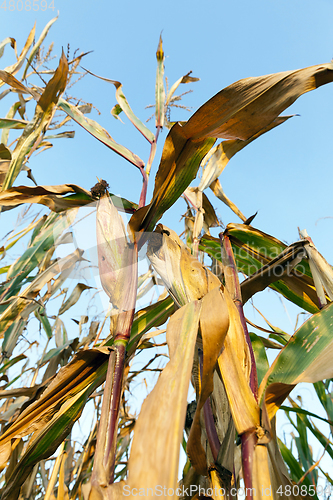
<box><xmin>203</xmin><ymin>399</ymin><xmax>221</xmax><ymax>461</ymax></box>
<box><xmin>219</xmin><ymin>232</ymin><xmax>259</xmax><ymax>497</ymax></box>
<box><xmin>104</xmin><ymin>342</ymin><xmax>126</xmax><ymax>483</ymax></box>
<box><xmin>138</xmin><ymin>167</ymin><xmax>148</xmax><ymax>209</ymax></box>
<box><xmin>241</xmin><ymin>431</ymin><xmax>257</xmax><ymax>500</ymax></box>
<box><xmin>199</xmin><ymin>349</ymin><xmax>221</xmax><ymax>462</ymax></box>
<box><xmin>90</xmin><ymin>349</ymin><xmax>116</xmax><ymax>489</ymax></box>
<box><xmin>93</xmin><ymin>241</ymin><xmax>138</xmax><ymax>485</ymax></box>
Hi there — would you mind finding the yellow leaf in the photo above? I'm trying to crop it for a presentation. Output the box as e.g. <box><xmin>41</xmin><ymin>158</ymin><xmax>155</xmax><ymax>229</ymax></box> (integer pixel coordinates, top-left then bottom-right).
<box><xmin>187</xmin><ymin>287</ymin><xmax>229</xmax><ymax>474</ymax></box>
<box><xmin>252</xmin><ymin>445</ymin><xmax>274</xmax><ymax>500</ymax></box>
<box><xmin>217</xmin><ymin>290</ymin><xmax>260</xmax><ymax>434</ymax></box>
<box><xmin>183</xmin><ymin>63</ymin><xmax>333</xmax><ymax>140</ymax></box>
<box><xmin>127</xmin><ymin>301</ymin><xmax>201</xmax><ymax>495</ymax></box>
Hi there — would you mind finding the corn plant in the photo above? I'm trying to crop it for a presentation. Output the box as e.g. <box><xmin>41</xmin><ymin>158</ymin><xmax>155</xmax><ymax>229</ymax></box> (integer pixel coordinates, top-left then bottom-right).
<box><xmin>0</xmin><ymin>19</ymin><xmax>333</xmax><ymax>500</ymax></box>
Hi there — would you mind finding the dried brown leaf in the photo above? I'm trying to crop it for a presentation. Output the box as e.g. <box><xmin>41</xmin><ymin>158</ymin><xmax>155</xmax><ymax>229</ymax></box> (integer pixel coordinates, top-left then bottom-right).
<box><xmin>183</xmin><ymin>63</ymin><xmax>333</xmax><ymax>140</ymax></box>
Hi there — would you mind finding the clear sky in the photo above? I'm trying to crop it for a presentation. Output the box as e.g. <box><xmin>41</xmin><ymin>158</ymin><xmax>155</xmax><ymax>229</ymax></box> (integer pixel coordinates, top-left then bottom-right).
<box><xmin>1</xmin><ymin>0</ymin><xmax>333</xmax><ymax>249</ymax></box>
<box><xmin>1</xmin><ymin>0</ymin><xmax>333</xmax><ymax>477</ymax></box>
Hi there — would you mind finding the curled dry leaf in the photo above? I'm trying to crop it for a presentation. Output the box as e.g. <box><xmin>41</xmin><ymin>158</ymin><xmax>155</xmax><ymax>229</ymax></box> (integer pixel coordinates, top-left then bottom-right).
<box><xmin>58</xmin><ymin>98</ymin><xmax>145</xmax><ymax>169</ymax></box>
<box><xmin>58</xmin><ymin>284</ymin><xmax>93</xmax><ymax>315</ymax></box>
<box><xmin>147</xmin><ymin>225</ymin><xmax>221</xmax><ymax>307</ymax></box>
<box><xmin>186</xmin><ymin>286</ymin><xmax>229</xmax><ymax>475</ymax></box>
<box><xmin>0</xmin><ymin>184</ymin><xmax>137</xmax><ymax>213</ymax></box>
<box><xmin>217</xmin><ymin>290</ymin><xmax>260</xmax><ymax>435</ymax></box>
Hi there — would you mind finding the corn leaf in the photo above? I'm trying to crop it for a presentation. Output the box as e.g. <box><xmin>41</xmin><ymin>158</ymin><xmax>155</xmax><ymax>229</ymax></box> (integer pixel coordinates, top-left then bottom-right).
<box><xmin>0</xmin><ymin>184</ymin><xmax>137</xmax><ymax>213</ymax></box>
<box><xmin>0</xmin><ymin>118</ymin><xmax>28</xmax><ymax>130</ymax></box>
<box><xmin>165</xmin><ymin>71</ymin><xmax>199</xmax><ymax>108</ymax></box>
<box><xmin>58</xmin><ymin>284</ymin><xmax>92</xmax><ymax>315</ymax></box>
<box><xmin>259</xmin><ymin>301</ymin><xmax>333</xmax><ymax>420</ymax></box>
<box><xmin>83</xmin><ymin>68</ymin><xmax>155</xmax><ymax>143</ymax></box>
<box><xmin>96</xmin><ymin>193</ymin><xmax>137</xmax><ymax>316</ymax></box>
<box><xmin>0</xmin><ymin>37</ymin><xmax>15</xmax><ymax>60</ymax></box>
<box><xmin>1</xmin><ymin>24</ymin><xmax>35</xmax><ymax>79</ymax></box>
<box><xmin>252</xmin><ymin>445</ymin><xmax>274</xmax><ymax>500</ymax></box>
<box><xmin>209</xmin><ymin>178</ymin><xmax>246</xmax><ymax>221</ymax></box>
<box><xmin>186</xmin><ymin>286</ymin><xmax>229</xmax><ymax>474</ymax></box>
<box><xmin>2</xmin><ymin>51</ymin><xmax>68</xmax><ymax>191</ymax></box>
<box><xmin>0</xmin><ymin>69</ymin><xmax>39</xmax><ymax>98</ymax></box>
<box><xmin>126</xmin><ymin>296</ymin><xmax>174</xmax><ymax>358</ymax></box>
<box><xmin>129</xmin><ymin>124</ymin><xmax>215</xmax><ymax>234</ymax></box>
<box><xmin>267</xmin><ymin>419</ymin><xmax>308</xmax><ymax>500</ymax></box>
<box><xmin>57</xmin><ymin>98</ymin><xmax>144</xmax><ymax>169</ymax></box>
<box><xmin>22</xmin><ymin>16</ymin><xmax>58</xmax><ymax>80</ymax></box>
<box><xmin>0</xmin><ymin>348</ymin><xmax>109</xmax><ymax>499</ymax></box>
<box><xmin>198</xmin><ymin>116</ymin><xmax>293</xmax><ymax>191</ymax></box>
<box><xmin>127</xmin><ymin>300</ymin><xmax>201</xmax><ymax>494</ymax></box>
<box><xmin>1</xmin><ymin>249</ymin><xmax>83</xmax><ymax>357</ymax></box>
<box><xmin>217</xmin><ymin>290</ymin><xmax>260</xmax><ymax>434</ymax></box>
<box><xmin>200</xmin><ymin>224</ymin><xmax>321</xmax><ymax>313</ymax></box>
<box><xmin>249</xmin><ymin>333</ymin><xmax>270</xmax><ymax>386</ymax></box>
<box><xmin>147</xmin><ymin>225</ymin><xmax>221</xmax><ymax>307</ymax></box>
<box><xmin>155</xmin><ymin>35</ymin><xmax>165</xmax><ymax>128</ymax></box>
<box><xmin>182</xmin><ymin>62</ymin><xmax>333</xmax><ymax>140</ymax></box>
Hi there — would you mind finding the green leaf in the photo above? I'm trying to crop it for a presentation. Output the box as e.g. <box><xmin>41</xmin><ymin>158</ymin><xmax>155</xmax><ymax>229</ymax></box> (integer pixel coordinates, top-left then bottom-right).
<box><xmin>165</xmin><ymin>71</ymin><xmax>199</xmax><ymax>108</ymax></box>
<box><xmin>57</xmin><ymin>98</ymin><xmax>145</xmax><ymax>168</ymax></box>
<box><xmin>2</xmin><ymin>24</ymin><xmax>35</xmax><ymax>79</ymax></box>
<box><xmin>83</xmin><ymin>68</ymin><xmax>155</xmax><ymax>143</ymax></box>
<box><xmin>129</xmin><ymin>124</ymin><xmax>215</xmax><ymax>234</ymax></box>
<box><xmin>126</xmin><ymin>296</ymin><xmax>174</xmax><ymax>358</ymax></box>
<box><xmin>200</xmin><ymin>224</ymin><xmax>321</xmax><ymax>313</ymax></box>
<box><xmin>280</xmin><ymin>405</ymin><xmax>333</xmax><ymax>431</ymax></box>
<box><xmin>34</xmin><ymin>308</ymin><xmax>52</xmax><ymax>339</ymax></box>
<box><xmin>249</xmin><ymin>333</ymin><xmax>269</xmax><ymax>386</ymax></box>
<box><xmin>259</xmin><ymin>301</ymin><xmax>333</xmax><ymax>420</ymax></box>
<box><xmin>5</xmin><ymin>211</ymin><xmax>75</xmax><ymax>295</ymax></box>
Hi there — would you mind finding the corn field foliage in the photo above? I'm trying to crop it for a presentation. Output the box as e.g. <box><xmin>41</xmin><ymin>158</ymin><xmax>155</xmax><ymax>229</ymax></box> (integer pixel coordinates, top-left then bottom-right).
<box><xmin>0</xmin><ymin>19</ymin><xmax>333</xmax><ymax>500</ymax></box>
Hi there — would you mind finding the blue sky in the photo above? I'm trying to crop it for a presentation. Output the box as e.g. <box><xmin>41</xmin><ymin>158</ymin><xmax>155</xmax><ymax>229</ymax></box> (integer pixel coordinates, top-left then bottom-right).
<box><xmin>1</xmin><ymin>0</ymin><xmax>333</xmax><ymax>476</ymax></box>
<box><xmin>1</xmin><ymin>0</ymin><xmax>333</xmax><ymax>243</ymax></box>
